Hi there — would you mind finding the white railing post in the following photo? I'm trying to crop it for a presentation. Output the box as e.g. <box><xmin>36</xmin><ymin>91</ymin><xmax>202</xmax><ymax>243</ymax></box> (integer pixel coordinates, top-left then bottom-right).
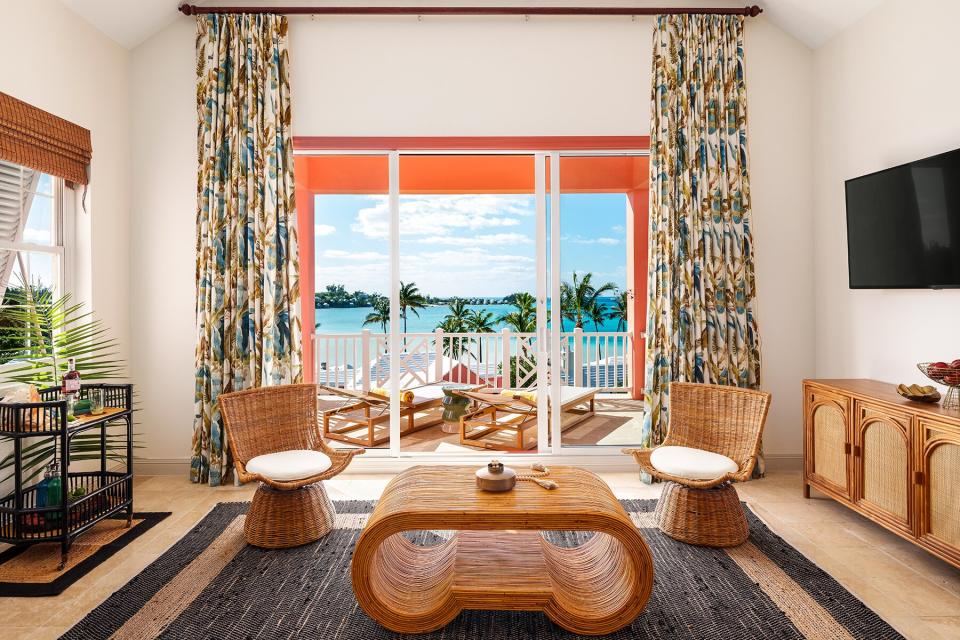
<box><xmin>573</xmin><ymin>327</ymin><xmax>583</xmax><ymax>387</ymax></box>
<box><xmin>501</xmin><ymin>328</ymin><xmax>511</xmax><ymax>388</ymax></box>
<box><xmin>434</xmin><ymin>328</ymin><xmax>444</xmax><ymax>382</ymax></box>
<box><xmin>361</xmin><ymin>329</ymin><xmax>371</xmax><ymax>392</ymax></box>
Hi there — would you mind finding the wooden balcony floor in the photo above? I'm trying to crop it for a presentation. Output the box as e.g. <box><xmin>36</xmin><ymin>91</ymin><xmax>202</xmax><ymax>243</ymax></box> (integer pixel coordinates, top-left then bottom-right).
<box><xmin>319</xmin><ymin>394</ymin><xmax>644</xmax><ymax>452</ymax></box>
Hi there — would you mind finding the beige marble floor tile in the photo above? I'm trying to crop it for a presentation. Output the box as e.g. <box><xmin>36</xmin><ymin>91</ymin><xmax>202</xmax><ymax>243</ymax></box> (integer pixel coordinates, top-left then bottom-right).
<box><xmin>0</xmin><ymin>469</ymin><xmax>957</xmax><ymax>640</ymax></box>
<box><xmin>885</xmin><ymin>615</ymin><xmax>959</xmax><ymax>640</ymax></box>
<box><xmin>920</xmin><ymin>617</ymin><xmax>960</xmax><ymax>640</ymax></box>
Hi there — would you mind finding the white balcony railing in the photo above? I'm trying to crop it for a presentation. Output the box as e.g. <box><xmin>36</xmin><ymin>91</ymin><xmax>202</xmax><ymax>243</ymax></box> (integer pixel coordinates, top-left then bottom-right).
<box><xmin>314</xmin><ymin>327</ymin><xmax>633</xmax><ymax>392</ymax></box>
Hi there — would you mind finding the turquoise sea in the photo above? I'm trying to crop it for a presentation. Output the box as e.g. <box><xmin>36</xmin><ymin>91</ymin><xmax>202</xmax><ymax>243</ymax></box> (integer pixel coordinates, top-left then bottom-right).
<box><xmin>314</xmin><ymin>300</ymin><xmax>625</xmax><ymax>335</ymax></box>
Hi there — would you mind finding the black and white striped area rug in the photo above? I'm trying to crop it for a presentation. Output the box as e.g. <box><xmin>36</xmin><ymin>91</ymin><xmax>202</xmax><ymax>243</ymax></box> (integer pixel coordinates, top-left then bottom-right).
<box><xmin>63</xmin><ymin>500</ymin><xmax>903</xmax><ymax>639</ymax></box>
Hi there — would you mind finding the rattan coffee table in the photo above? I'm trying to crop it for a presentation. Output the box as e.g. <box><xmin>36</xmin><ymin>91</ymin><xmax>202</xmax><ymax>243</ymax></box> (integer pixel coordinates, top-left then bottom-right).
<box><xmin>351</xmin><ymin>466</ymin><xmax>654</xmax><ymax>635</ymax></box>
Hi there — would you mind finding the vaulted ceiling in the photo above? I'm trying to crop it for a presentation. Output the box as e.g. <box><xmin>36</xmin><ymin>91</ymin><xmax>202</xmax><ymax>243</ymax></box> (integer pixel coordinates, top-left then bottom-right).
<box><xmin>60</xmin><ymin>0</ymin><xmax>885</xmax><ymax>51</ymax></box>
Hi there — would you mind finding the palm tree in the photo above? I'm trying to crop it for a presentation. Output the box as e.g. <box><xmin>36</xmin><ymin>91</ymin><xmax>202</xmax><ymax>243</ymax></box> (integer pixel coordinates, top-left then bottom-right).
<box><xmin>498</xmin><ymin>292</ymin><xmax>536</xmax><ymax>333</ymax></box>
<box><xmin>466</xmin><ymin>308</ymin><xmax>497</xmax><ymax>360</ymax></box>
<box><xmin>466</xmin><ymin>309</ymin><xmax>497</xmax><ymax>334</ymax></box>
<box><xmin>609</xmin><ymin>291</ymin><xmax>629</xmax><ymax>332</ymax></box>
<box><xmin>586</xmin><ymin>302</ymin><xmax>607</xmax><ymax>332</ymax></box>
<box><xmin>398</xmin><ymin>281</ymin><xmax>427</xmax><ymax>334</ymax></box>
<box><xmin>362</xmin><ymin>296</ymin><xmax>389</xmax><ymax>333</ymax></box>
<box><xmin>438</xmin><ymin>316</ymin><xmax>469</xmax><ymax>358</ymax></box>
<box><xmin>440</xmin><ymin>298</ymin><xmax>471</xmax><ymax>333</ymax></box>
<box><xmin>560</xmin><ymin>272</ymin><xmax>618</xmax><ymax>329</ymax></box>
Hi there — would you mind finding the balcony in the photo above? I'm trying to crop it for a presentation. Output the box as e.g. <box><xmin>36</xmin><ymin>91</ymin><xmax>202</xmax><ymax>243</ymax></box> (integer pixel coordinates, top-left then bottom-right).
<box><xmin>314</xmin><ymin>328</ymin><xmax>642</xmax><ymax>451</ymax></box>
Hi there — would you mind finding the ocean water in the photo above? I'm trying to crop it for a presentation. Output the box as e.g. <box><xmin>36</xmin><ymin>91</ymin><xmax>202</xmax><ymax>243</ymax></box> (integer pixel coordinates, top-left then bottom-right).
<box><xmin>314</xmin><ymin>301</ymin><xmax>626</xmax><ymax>335</ymax></box>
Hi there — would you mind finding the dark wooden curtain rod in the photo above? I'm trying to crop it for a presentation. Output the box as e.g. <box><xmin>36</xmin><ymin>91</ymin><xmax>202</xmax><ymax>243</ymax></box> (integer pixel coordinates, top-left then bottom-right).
<box><xmin>178</xmin><ymin>4</ymin><xmax>763</xmax><ymax>17</ymax></box>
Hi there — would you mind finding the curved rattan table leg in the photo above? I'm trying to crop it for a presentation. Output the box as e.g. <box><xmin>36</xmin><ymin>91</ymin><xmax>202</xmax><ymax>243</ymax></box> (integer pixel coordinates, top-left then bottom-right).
<box><xmin>655</xmin><ymin>481</ymin><xmax>749</xmax><ymax>548</ymax></box>
<box><xmin>352</xmin><ymin>521</ymin><xmax>653</xmax><ymax>636</ymax></box>
<box><xmin>245</xmin><ymin>482</ymin><xmax>336</xmax><ymax>549</ymax></box>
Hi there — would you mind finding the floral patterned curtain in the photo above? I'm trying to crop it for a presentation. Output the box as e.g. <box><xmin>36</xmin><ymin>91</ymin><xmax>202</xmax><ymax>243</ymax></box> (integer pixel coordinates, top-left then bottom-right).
<box><xmin>643</xmin><ymin>14</ymin><xmax>762</xmax><ymax>453</ymax></box>
<box><xmin>192</xmin><ymin>14</ymin><xmax>301</xmax><ymax>486</ymax></box>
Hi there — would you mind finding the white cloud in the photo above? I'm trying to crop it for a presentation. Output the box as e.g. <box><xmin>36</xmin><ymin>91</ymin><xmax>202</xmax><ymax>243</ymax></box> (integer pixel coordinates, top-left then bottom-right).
<box><xmin>315</xmin><ymin>224</ymin><xmax>336</xmax><ymax>237</ymax></box>
<box><xmin>316</xmin><ymin>247</ymin><xmax>536</xmax><ymax>297</ymax></box>
<box><xmin>417</xmin><ymin>233</ymin><xmax>531</xmax><ymax>247</ymax></box>
<box><xmin>611</xmin><ymin>224</ymin><xmax>626</xmax><ymax>234</ymax></box>
<box><xmin>352</xmin><ymin>194</ymin><xmax>532</xmax><ymax>239</ymax></box>
<box><xmin>316</xmin><ymin>262</ymin><xmax>389</xmax><ymax>294</ymax></box>
<box><xmin>320</xmin><ymin>249</ymin><xmax>388</xmax><ymax>261</ymax></box>
<box><xmin>561</xmin><ymin>235</ymin><xmax>621</xmax><ymax>246</ymax></box>
<box><xmin>398</xmin><ymin>248</ymin><xmax>535</xmax><ymax>297</ymax></box>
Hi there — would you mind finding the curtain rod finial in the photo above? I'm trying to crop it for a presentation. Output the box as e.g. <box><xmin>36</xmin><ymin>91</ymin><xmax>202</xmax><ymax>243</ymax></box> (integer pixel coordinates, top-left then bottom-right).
<box><xmin>178</xmin><ymin>3</ymin><xmax>197</xmax><ymax>16</ymax></box>
<box><xmin>747</xmin><ymin>5</ymin><xmax>763</xmax><ymax>17</ymax></box>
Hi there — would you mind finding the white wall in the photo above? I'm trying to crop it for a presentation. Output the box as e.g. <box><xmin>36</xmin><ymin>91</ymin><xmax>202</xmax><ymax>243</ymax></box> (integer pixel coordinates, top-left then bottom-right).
<box><xmin>0</xmin><ymin>0</ymin><xmax>131</xmax><ymax>367</ymax></box>
<box><xmin>745</xmin><ymin>17</ymin><xmax>815</xmax><ymax>458</ymax></box>
<box><xmin>128</xmin><ymin>18</ymin><xmax>198</xmax><ymax>471</ymax></box>
<box><xmin>290</xmin><ymin>16</ymin><xmax>650</xmax><ymax>135</ymax></box>
<box><xmin>129</xmin><ymin>13</ymin><xmax>815</xmax><ymax>466</ymax></box>
<box><xmin>813</xmin><ymin>0</ymin><xmax>960</xmax><ymax>385</ymax></box>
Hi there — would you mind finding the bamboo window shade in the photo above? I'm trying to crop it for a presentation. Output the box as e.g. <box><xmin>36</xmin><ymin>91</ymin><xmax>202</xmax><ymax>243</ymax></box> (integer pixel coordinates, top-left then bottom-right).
<box><xmin>0</xmin><ymin>92</ymin><xmax>91</xmax><ymax>186</ymax></box>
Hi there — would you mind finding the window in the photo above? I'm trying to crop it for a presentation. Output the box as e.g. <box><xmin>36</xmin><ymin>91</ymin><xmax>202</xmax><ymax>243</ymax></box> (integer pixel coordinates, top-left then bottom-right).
<box><xmin>0</xmin><ymin>160</ymin><xmax>69</xmax><ymax>364</ymax></box>
<box><xmin>0</xmin><ymin>161</ymin><xmax>65</xmax><ymax>293</ymax></box>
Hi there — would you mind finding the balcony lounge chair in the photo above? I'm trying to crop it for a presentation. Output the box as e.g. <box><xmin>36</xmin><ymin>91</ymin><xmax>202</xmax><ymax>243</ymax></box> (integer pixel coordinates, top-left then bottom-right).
<box><xmin>454</xmin><ymin>386</ymin><xmax>597</xmax><ymax>451</ymax></box>
<box><xmin>218</xmin><ymin>383</ymin><xmax>364</xmax><ymax>549</ymax></box>
<box><xmin>623</xmin><ymin>382</ymin><xmax>770</xmax><ymax>547</ymax></box>
<box><xmin>319</xmin><ymin>383</ymin><xmax>470</xmax><ymax>447</ymax></box>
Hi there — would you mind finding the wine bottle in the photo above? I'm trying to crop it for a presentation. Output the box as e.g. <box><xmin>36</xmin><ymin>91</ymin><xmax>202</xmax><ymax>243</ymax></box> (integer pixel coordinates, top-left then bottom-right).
<box><xmin>61</xmin><ymin>357</ymin><xmax>81</xmax><ymax>396</ymax></box>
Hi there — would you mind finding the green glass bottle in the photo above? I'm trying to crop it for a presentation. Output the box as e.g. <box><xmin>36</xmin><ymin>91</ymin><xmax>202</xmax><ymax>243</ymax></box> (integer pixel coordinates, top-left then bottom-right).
<box><xmin>46</xmin><ymin>461</ymin><xmax>62</xmax><ymax>524</ymax></box>
<box><xmin>36</xmin><ymin>464</ymin><xmax>52</xmax><ymax>508</ymax></box>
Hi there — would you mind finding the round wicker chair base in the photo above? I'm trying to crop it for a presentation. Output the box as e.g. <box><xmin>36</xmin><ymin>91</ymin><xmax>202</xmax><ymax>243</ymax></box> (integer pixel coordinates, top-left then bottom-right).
<box><xmin>245</xmin><ymin>482</ymin><xmax>335</xmax><ymax>549</ymax></box>
<box><xmin>655</xmin><ymin>481</ymin><xmax>749</xmax><ymax>548</ymax></box>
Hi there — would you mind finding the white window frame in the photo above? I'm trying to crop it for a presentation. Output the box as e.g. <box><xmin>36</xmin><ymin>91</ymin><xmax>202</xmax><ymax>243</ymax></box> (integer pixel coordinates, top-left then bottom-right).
<box><xmin>0</xmin><ymin>166</ymin><xmax>70</xmax><ymax>299</ymax></box>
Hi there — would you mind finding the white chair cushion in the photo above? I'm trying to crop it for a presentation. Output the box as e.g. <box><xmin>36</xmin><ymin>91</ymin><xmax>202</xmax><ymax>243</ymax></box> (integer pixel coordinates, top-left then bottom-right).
<box><xmin>246</xmin><ymin>450</ymin><xmax>331</xmax><ymax>482</ymax></box>
<box><xmin>650</xmin><ymin>445</ymin><xmax>738</xmax><ymax>481</ymax></box>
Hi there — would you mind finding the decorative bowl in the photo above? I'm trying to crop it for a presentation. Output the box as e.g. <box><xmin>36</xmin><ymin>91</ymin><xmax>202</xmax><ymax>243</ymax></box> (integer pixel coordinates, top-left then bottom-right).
<box><xmin>917</xmin><ymin>362</ymin><xmax>960</xmax><ymax>409</ymax></box>
<box><xmin>475</xmin><ymin>460</ymin><xmax>517</xmax><ymax>492</ymax></box>
<box><xmin>896</xmin><ymin>383</ymin><xmax>941</xmax><ymax>403</ymax></box>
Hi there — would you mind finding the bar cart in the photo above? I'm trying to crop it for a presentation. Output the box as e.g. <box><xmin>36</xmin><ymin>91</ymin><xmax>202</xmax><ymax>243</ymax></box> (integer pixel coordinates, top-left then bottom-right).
<box><xmin>0</xmin><ymin>384</ymin><xmax>133</xmax><ymax>568</ymax></box>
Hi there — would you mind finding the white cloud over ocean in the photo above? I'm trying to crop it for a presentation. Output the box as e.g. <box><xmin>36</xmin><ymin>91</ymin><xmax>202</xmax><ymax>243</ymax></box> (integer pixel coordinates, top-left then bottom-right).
<box><xmin>351</xmin><ymin>194</ymin><xmax>533</xmax><ymax>239</ymax></box>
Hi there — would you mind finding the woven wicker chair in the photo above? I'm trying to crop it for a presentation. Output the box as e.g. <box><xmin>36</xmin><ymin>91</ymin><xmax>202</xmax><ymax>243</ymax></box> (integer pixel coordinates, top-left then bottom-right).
<box><xmin>624</xmin><ymin>382</ymin><xmax>771</xmax><ymax>547</ymax></box>
<box><xmin>219</xmin><ymin>383</ymin><xmax>364</xmax><ymax>548</ymax></box>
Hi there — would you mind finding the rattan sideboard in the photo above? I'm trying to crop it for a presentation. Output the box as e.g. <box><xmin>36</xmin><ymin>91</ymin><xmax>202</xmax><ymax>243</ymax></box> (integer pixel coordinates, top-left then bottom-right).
<box><xmin>803</xmin><ymin>379</ymin><xmax>960</xmax><ymax>569</ymax></box>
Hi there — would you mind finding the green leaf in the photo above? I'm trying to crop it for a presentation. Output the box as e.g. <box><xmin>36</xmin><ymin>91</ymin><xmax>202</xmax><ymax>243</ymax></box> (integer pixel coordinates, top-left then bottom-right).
<box><xmin>0</xmin><ymin>284</ymin><xmax>138</xmax><ymax>479</ymax></box>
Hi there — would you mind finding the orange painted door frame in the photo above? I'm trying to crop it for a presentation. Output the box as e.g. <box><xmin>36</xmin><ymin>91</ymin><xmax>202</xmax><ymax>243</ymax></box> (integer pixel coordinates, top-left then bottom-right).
<box><xmin>294</xmin><ymin>137</ymin><xmax>649</xmax><ymax>399</ymax></box>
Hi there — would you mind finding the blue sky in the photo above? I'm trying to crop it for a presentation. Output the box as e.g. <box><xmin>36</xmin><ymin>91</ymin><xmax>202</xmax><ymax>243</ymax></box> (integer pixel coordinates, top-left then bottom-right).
<box><xmin>315</xmin><ymin>192</ymin><xmax>627</xmax><ymax>298</ymax></box>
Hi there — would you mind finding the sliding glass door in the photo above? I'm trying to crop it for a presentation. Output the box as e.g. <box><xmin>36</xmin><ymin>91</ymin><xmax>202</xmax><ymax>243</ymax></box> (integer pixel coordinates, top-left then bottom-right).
<box><xmin>549</xmin><ymin>153</ymin><xmax>648</xmax><ymax>452</ymax></box>
<box><xmin>392</xmin><ymin>153</ymin><xmax>549</xmax><ymax>454</ymax></box>
<box><xmin>303</xmin><ymin>153</ymin><xmax>393</xmax><ymax>450</ymax></box>
<box><xmin>297</xmin><ymin>145</ymin><xmax>646</xmax><ymax>458</ymax></box>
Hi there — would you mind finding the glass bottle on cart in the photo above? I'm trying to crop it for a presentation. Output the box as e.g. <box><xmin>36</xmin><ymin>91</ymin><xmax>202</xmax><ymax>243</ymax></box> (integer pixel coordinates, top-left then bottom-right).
<box><xmin>61</xmin><ymin>357</ymin><xmax>81</xmax><ymax>420</ymax></box>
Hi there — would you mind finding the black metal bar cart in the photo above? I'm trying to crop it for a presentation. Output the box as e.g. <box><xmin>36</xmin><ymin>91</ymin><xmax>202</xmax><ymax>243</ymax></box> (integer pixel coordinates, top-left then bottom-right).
<box><xmin>0</xmin><ymin>383</ymin><xmax>133</xmax><ymax>568</ymax></box>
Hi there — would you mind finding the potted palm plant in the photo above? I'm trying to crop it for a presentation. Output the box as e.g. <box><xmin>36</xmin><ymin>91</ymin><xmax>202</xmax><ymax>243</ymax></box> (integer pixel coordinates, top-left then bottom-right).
<box><xmin>0</xmin><ymin>283</ymin><xmax>129</xmax><ymax>485</ymax></box>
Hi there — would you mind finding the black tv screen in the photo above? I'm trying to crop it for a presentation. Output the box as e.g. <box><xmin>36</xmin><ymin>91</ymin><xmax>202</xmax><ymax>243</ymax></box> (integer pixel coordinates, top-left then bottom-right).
<box><xmin>845</xmin><ymin>148</ymin><xmax>960</xmax><ymax>289</ymax></box>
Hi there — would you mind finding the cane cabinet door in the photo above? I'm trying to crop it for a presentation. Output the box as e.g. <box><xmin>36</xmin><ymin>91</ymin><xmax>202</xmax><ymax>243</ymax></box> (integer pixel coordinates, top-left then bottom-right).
<box><xmin>804</xmin><ymin>386</ymin><xmax>852</xmax><ymax>500</ymax></box>
<box><xmin>916</xmin><ymin>419</ymin><xmax>960</xmax><ymax>567</ymax></box>
<box><xmin>852</xmin><ymin>401</ymin><xmax>913</xmax><ymax>535</ymax></box>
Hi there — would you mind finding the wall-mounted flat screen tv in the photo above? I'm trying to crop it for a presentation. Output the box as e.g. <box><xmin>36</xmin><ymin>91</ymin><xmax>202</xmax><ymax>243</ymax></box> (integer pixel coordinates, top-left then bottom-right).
<box><xmin>845</xmin><ymin>147</ymin><xmax>960</xmax><ymax>289</ymax></box>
